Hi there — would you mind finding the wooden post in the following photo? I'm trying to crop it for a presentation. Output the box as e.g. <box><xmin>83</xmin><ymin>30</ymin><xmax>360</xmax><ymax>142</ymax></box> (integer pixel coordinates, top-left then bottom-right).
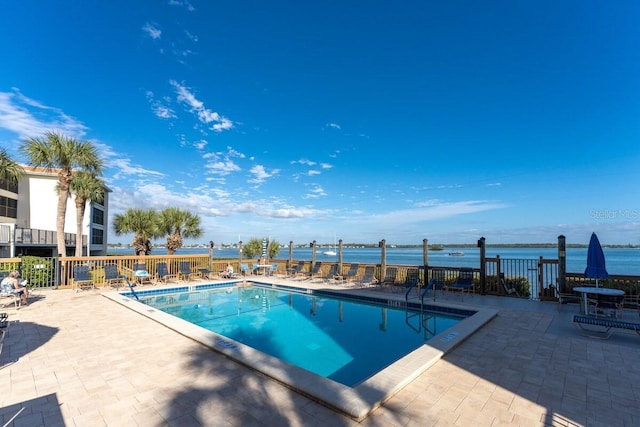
<box><xmin>478</xmin><ymin>237</ymin><xmax>486</xmax><ymax>294</ymax></box>
<box><xmin>379</xmin><ymin>239</ymin><xmax>386</xmax><ymax>282</ymax></box>
<box><xmin>558</xmin><ymin>235</ymin><xmax>566</xmax><ymax>293</ymax></box>
<box><xmin>209</xmin><ymin>241</ymin><xmax>214</xmax><ymax>273</ymax></box>
<box><xmin>338</xmin><ymin>239</ymin><xmax>343</xmax><ymax>275</ymax></box>
<box><xmin>496</xmin><ymin>255</ymin><xmax>502</xmax><ymax>295</ymax></box>
<box><xmin>288</xmin><ymin>241</ymin><xmax>293</xmax><ymax>270</ymax></box>
<box><xmin>423</xmin><ymin>238</ymin><xmax>429</xmax><ymax>285</ymax></box>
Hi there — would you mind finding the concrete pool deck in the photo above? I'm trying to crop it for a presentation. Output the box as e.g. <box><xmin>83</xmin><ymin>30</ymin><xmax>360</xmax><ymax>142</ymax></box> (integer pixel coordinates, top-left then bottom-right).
<box><xmin>1</xmin><ymin>277</ymin><xmax>640</xmax><ymax>426</ymax></box>
<box><xmin>103</xmin><ymin>281</ymin><xmax>497</xmax><ymax>421</ymax></box>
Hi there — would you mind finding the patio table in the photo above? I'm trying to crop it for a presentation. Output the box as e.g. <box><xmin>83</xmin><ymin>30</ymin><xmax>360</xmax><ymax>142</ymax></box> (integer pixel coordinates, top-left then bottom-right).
<box><xmin>257</xmin><ymin>264</ymin><xmax>272</xmax><ymax>276</ymax></box>
<box><xmin>573</xmin><ymin>287</ymin><xmax>624</xmax><ymax>316</ymax></box>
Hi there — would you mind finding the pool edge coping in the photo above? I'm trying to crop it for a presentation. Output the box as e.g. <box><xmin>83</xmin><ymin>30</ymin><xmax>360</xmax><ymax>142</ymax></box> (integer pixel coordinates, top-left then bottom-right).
<box><xmin>103</xmin><ymin>285</ymin><xmax>497</xmax><ymax>421</ymax></box>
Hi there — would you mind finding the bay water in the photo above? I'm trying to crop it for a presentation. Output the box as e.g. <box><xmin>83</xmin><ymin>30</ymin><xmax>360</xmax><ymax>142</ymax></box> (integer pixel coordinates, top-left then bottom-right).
<box><xmin>109</xmin><ymin>246</ymin><xmax>640</xmax><ymax>276</ymax></box>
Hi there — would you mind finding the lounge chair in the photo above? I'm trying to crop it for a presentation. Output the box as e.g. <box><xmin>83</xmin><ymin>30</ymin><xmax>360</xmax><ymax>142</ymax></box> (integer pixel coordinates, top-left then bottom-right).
<box><xmin>303</xmin><ymin>262</ymin><xmax>323</xmax><ymax>280</ymax></box>
<box><xmin>102</xmin><ymin>264</ymin><xmax>124</xmax><ymax>290</ymax></box>
<box><xmin>0</xmin><ymin>313</ymin><xmax>7</xmax><ymax>354</ymax></box>
<box><xmin>134</xmin><ymin>263</ymin><xmax>154</xmax><ymax>285</ymax></box>
<box><xmin>0</xmin><ymin>282</ymin><xmax>20</xmax><ymax>308</ymax></box>
<box><xmin>73</xmin><ymin>265</ymin><xmax>95</xmax><ymax>292</ymax></box>
<box><xmin>396</xmin><ymin>268</ymin><xmax>420</xmax><ymax>294</ymax></box>
<box><xmin>268</xmin><ymin>263</ymin><xmax>279</xmax><ymax>276</ymax></box>
<box><xmin>500</xmin><ymin>273</ymin><xmax>520</xmax><ymax>297</ymax></box>
<box><xmin>592</xmin><ymin>294</ymin><xmax>625</xmax><ymax>320</ymax></box>
<box><xmin>156</xmin><ymin>262</ymin><xmax>175</xmax><ymax>284</ymax></box>
<box><xmin>220</xmin><ymin>265</ymin><xmax>239</xmax><ymax>279</ymax></box>
<box><xmin>251</xmin><ymin>263</ymin><xmax>258</xmax><ymax>275</ymax></box>
<box><xmin>315</xmin><ymin>263</ymin><xmax>339</xmax><ymax>283</ymax></box>
<box><xmin>426</xmin><ymin>268</ymin><xmax>446</xmax><ymax>299</ymax></box>
<box><xmin>353</xmin><ymin>266</ymin><xmax>377</xmax><ymax>287</ymax></box>
<box><xmin>379</xmin><ymin>267</ymin><xmax>398</xmax><ymax>289</ymax></box>
<box><xmin>198</xmin><ymin>267</ymin><xmax>216</xmax><ymax>279</ymax></box>
<box><xmin>448</xmin><ymin>267</ymin><xmax>474</xmax><ymax>300</ymax></box>
<box><xmin>554</xmin><ymin>283</ymin><xmax>581</xmax><ymax>309</ymax></box>
<box><xmin>239</xmin><ymin>263</ymin><xmax>252</xmax><ymax>276</ymax></box>
<box><xmin>178</xmin><ymin>261</ymin><xmax>199</xmax><ymax>282</ymax></box>
<box><xmin>286</xmin><ymin>261</ymin><xmax>305</xmax><ymax>277</ymax></box>
<box><xmin>338</xmin><ymin>263</ymin><xmax>360</xmax><ymax>283</ymax></box>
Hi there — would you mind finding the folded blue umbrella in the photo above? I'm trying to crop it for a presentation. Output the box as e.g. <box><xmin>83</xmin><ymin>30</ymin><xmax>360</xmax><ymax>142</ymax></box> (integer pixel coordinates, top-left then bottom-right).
<box><xmin>584</xmin><ymin>232</ymin><xmax>609</xmax><ymax>287</ymax></box>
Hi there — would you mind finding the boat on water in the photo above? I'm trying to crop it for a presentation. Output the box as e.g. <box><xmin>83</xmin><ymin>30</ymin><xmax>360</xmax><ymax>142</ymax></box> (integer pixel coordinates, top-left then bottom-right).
<box><xmin>448</xmin><ymin>251</ymin><xmax>465</xmax><ymax>256</ymax></box>
<box><xmin>324</xmin><ymin>232</ymin><xmax>337</xmax><ymax>256</ymax></box>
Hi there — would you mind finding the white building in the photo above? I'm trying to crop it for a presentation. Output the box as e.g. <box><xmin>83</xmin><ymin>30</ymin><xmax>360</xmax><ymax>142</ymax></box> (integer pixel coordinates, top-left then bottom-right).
<box><xmin>0</xmin><ymin>166</ymin><xmax>109</xmax><ymax>258</ymax></box>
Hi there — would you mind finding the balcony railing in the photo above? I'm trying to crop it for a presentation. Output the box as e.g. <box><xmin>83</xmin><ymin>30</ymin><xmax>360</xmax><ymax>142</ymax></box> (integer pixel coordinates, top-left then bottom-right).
<box><xmin>14</xmin><ymin>227</ymin><xmax>86</xmax><ymax>246</ymax></box>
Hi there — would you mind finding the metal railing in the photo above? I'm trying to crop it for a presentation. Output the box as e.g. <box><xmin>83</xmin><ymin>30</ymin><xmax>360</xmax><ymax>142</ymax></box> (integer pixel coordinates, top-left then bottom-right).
<box><xmin>565</xmin><ymin>273</ymin><xmax>640</xmax><ymax>295</ymax></box>
<box><xmin>1</xmin><ymin>253</ymin><xmax>639</xmax><ymax>305</ymax></box>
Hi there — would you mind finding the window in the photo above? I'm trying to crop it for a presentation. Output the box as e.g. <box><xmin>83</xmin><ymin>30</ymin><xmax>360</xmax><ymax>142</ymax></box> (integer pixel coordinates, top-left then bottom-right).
<box><xmin>0</xmin><ymin>196</ymin><xmax>17</xmax><ymax>218</ymax></box>
<box><xmin>91</xmin><ymin>228</ymin><xmax>104</xmax><ymax>245</ymax></box>
<box><xmin>92</xmin><ymin>207</ymin><xmax>104</xmax><ymax>225</ymax></box>
<box><xmin>0</xmin><ymin>178</ymin><xmax>18</xmax><ymax>193</ymax></box>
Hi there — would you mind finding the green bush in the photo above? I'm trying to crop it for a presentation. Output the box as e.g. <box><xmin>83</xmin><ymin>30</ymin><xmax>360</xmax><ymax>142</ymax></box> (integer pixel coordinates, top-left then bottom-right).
<box><xmin>511</xmin><ymin>277</ymin><xmax>531</xmax><ymax>298</ymax></box>
<box><xmin>21</xmin><ymin>256</ymin><xmax>55</xmax><ymax>288</ymax></box>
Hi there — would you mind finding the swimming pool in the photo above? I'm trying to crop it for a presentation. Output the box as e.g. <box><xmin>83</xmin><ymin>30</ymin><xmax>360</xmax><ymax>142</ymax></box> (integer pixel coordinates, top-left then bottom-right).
<box><xmin>140</xmin><ymin>286</ymin><xmax>462</xmax><ymax>387</ymax></box>
<box><xmin>106</xmin><ymin>281</ymin><xmax>497</xmax><ymax>420</ymax></box>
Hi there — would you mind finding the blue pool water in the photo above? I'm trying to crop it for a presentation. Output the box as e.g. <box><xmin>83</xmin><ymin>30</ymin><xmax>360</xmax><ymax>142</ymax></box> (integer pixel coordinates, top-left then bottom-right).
<box><xmin>139</xmin><ymin>286</ymin><xmax>463</xmax><ymax>387</ymax></box>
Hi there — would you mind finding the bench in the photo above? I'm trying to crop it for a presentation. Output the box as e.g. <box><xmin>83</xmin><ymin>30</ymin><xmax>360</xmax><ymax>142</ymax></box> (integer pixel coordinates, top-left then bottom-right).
<box><xmin>572</xmin><ymin>315</ymin><xmax>640</xmax><ymax>339</ymax></box>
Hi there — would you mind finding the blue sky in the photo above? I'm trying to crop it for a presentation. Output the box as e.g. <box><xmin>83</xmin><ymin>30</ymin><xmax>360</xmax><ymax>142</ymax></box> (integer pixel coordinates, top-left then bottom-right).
<box><xmin>1</xmin><ymin>1</ymin><xmax>638</xmax><ymax>246</ymax></box>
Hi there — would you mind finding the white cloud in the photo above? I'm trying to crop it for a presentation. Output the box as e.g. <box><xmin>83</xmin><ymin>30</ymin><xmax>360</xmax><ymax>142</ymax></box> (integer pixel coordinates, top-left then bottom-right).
<box><xmin>212</xmin><ymin>118</ymin><xmax>233</xmax><ymax>132</ymax></box>
<box><xmin>206</xmin><ymin>159</ymin><xmax>241</xmax><ymax>176</ymax></box>
<box><xmin>249</xmin><ymin>165</ymin><xmax>279</xmax><ymax>184</ymax></box>
<box><xmin>168</xmin><ymin>0</ymin><xmax>195</xmax><ymax>11</ymax></box>
<box><xmin>291</xmin><ymin>158</ymin><xmax>316</xmax><ymax>166</ymax></box>
<box><xmin>154</xmin><ymin>105</ymin><xmax>176</xmax><ymax>119</ymax></box>
<box><xmin>146</xmin><ymin>91</ymin><xmax>177</xmax><ymax>120</ymax></box>
<box><xmin>267</xmin><ymin>206</ymin><xmax>320</xmax><ymax>218</ymax></box>
<box><xmin>0</xmin><ymin>88</ymin><xmax>88</xmax><ymax>140</ymax></box>
<box><xmin>303</xmin><ymin>185</ymin><xmax>327</xmax><ymax>199</ymax></box>
<box><xmin>225</xmin><ymin>146</ymin><xmax>245</xmax><ymax>159</ymax></box>
<box><xmin>356</xmin><ymin>200</ymin><xmax>507</xmax><ymax>225</ymax></box>
<box><xmin>107</xmin><ymin>157</ymin><xmax>165</xmax><ymax>180</ymax></box>
<box><xmin>184</xmin><ymin>30</ymin><xmax>198</xmax><ymax>42</ymax></box>
<box><xmin>170</xmin><ymin>80</ymin><xmax>234</xmax><ymax>132</ymax></box>
<box><xmin>326</xmin><ymin>123</ymin><xmax>341</xmax><ymax>130</ymax></box>
<box><xmin>172</xmin><ymin>81</ymin><xmax>202</xmax><ymax>109</ymax></box>
<box><xmin>142</xmin><ymin>22</ymin><xmax>162</xmax><ymax>39</ymax></box>
<box><xmin>194</xmin><ymin>139</ymin><xmax>207</xmax><ymax>150</ymax></box>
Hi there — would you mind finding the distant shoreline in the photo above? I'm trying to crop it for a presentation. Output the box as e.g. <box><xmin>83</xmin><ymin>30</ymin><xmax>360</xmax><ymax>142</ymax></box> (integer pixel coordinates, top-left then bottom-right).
<box><xmin>107</xmin><ymin>243</ymin><xmax>639</xmax><ymax>250</ymax></box>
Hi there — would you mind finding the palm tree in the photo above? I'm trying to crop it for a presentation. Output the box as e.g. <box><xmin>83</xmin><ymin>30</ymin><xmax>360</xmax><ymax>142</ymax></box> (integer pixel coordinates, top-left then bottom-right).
<box><xmin>0</xmin><ymin>148</ymin><xmax>24</xmax><ymax>185</ymax></box>
<box><xmin>158</xmin><ymin>207</ymin><xmax>204</xmax><ymax>255</ymax></box>
<box><xmin>69</xmin><ymin>171</ymin><xmax>106</xmax><ymax>256</ymax></box>
<box><xmin>112</xmin><ymin>208</ymin><xmax>160</xmax><ymax>255</ymax></box>
<box><xmin>242</xmin><ymin>237</ymin><xmax>280</xmax><ymax>260</ymax></box>
<box><xmin>20</xmin><ymin>132</ymin><xmax>103</xmax><ymax>257</ymax></box>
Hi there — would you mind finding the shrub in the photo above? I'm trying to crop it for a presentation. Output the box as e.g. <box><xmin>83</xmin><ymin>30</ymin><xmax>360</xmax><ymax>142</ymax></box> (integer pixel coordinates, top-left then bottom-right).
<box><xmin>21</xmin><ymin>256</ymin><xmax>55</xmax><ymax>288</ymax></box>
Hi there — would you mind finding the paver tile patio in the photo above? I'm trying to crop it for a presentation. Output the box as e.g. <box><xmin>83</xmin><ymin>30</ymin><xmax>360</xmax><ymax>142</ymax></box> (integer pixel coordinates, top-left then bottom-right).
<box><xmin>2</xmin><ymin>281</ymin><xmax>640</xmax><ymax>426</ymax></box>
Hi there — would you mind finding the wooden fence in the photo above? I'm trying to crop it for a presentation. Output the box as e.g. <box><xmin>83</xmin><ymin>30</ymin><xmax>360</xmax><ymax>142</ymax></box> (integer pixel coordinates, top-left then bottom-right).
<box><xmin>1</xmin><ymin>254</ymin><xmax>639</xmax><ymax>301</ymax></box>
